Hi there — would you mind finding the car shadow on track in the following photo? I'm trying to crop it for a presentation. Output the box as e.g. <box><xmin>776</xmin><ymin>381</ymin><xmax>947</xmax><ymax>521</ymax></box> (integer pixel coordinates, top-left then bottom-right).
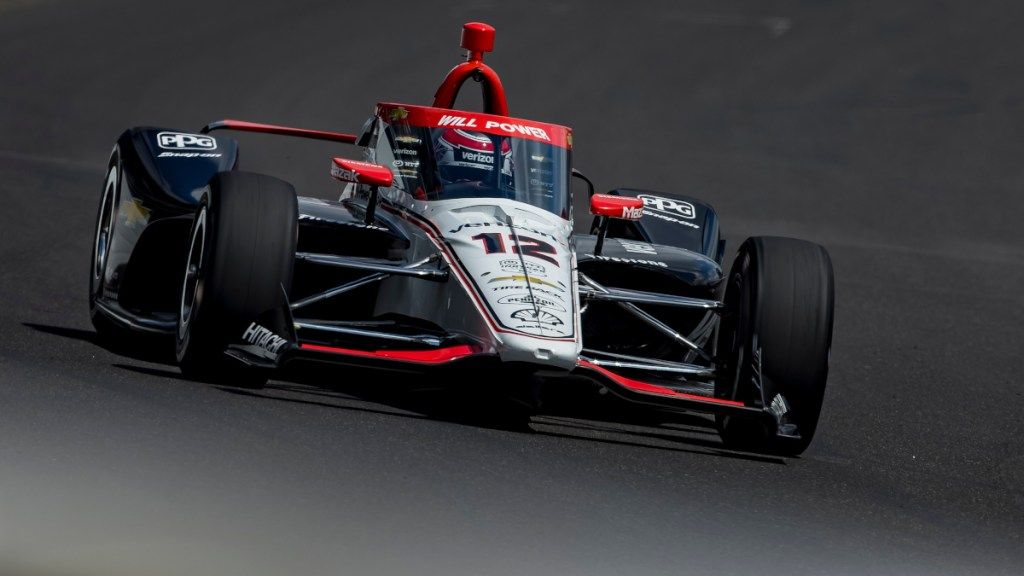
<box><xmin>139</xmin><ymin>363</ymin><xmax>784</xmax><ymax>464</ymax></box>
<box><xmin>247</xmin><ymin>364</ymin><xmax>785</xmax><ymax>465</ymax></box>
<box><xmin>23</xmin><ymin>322</ymin><xmax>176</xmax><ymax>365</ymax></box>
<box><xmin>26</xmin><ymin>322</ymin><xmax>785</xmax><ymax>464</ymax></box>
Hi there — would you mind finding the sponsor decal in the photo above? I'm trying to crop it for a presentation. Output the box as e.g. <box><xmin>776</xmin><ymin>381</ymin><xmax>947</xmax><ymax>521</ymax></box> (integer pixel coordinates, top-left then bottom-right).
<box><xmin>498</xmin><ymin>258</ymin><xmax>546</xmax><ymax>276</ymax></box>
<box><xmin>449</xmin><ymin>220</ymin><xmax>560</xmax><ymax>243</ymax></box>
<box><xmin>490</xmin><ymin>284</ymin><xmax>566</xmax><ymax>301</ymax></box>
<box><xmin>461</xmin><ymin>151</ymin><xmax>494</xmax><ymax>164</ymax></box>
<box><xmin>769</xmin><ymin>392</ymin><xmax>789</xmax><ymax>422</ymax></box>
<box><xmin>298</xmin><ymin>213</ymin><xmax>333</xmax><ymax>223</ymax></box>
<box><xmin>389</xmin><ymin>107</ymin><xmax>410</xmax><ymax>122</ymax></box>
<box><xmin>566</xmin><ymin>131</ymin><xmax>573</xmax><ymax>149</ymax></box>
<box><xmin>242</xmin><ymin>322</ymin><xmax>288</xmax><ymax>355</ymax></box>
<box><xmin>438</xmin><ymin>114</ymin><xmax>478</xmax><ymax>128</ymax></box>
<box><xmin>298</xmin><ymin>213</ymin><xmax>387</xmax><ymax>231</ymax></box>
<box><xmin>157</xmin><ymin>151</ymin><xmax>222</xmax><ymax>158</ymax></box>
<box><xmin>395</xmin><ymin>135</ymin><xmax>422</xmax><ymax>145</ymax></box>
<box><xmin>593</xmin><ymin>255</ymin><xmax>668</xmax><ymax>268</ymax></box>
<box><xmin>120</xmin><ymin>198</ymin><xmax>151</xmax><ymax>228</ymax></box>
<box><xmin>330</xmin><ymin>163</ymin><xmax>356</xmax><ymax>182</ymax></box>
<box><xmin>330</xmin><ymin>159</ymin><xmax>388</xmax><ymax>183</ymax></box>
<box><xmin>511</xmin><ymin>308</ymin><xmax>563</xmax><ymax>326</ymax></box>
<box><xmin>392</xmin><ymin>159</ymin><xmax>420</xmax><ymax>169</ymax></box>
<box><xmin>394</xmin><ymin>148</ymin><xmax>419</xmax><ymax>156</ymax></box>
<box><xmin>157</xmin><ymin>131</ymin><xmax>217</xmax><ymax>151</ymax></box>
<box><xmin>638</xmin><ymin>194</ymin><xmax>696</xmax><ymax>219</ymax></box>
<box><xmin>619</xmin><ymin>240</ymin><xmax>657</xmax><ymax>255</ymax></box>
<box><xmin>437</xmin><ymin>115</ymin><xmax>551</xmax><ymax>141</ymax></box>
<box><xmin>644</xmin><ymin>210</ymin><xmax>701</xmax><ymax>229</ymax></box>
<box><xmin>487</xmin><ymin>275</ymin><xmax>564</xmax><ymax>291</ymax></box>
<box><xmin>483</xmin><ymin>120</ymin><xmax>550</xmax><ymax>142</ymax></box>
<box><xmin>497</xmin><ymin>293</ymin><xmax>566</xmax><ymax>312</ymax></box>
<box><xmin>621</xmin><ymin>205</ymin><xmax>644</xmax><ymax>220</ymax></box>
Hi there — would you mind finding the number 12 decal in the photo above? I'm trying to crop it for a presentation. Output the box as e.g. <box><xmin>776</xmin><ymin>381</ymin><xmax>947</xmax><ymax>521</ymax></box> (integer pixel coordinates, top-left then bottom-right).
<box><xmin>471</xmin><ymin>232</ymin><xmax>559</xmax><ymax>266</ymax></box>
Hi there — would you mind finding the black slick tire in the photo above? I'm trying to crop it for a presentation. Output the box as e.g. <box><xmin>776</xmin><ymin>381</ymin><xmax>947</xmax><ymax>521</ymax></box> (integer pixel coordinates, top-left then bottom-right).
<box><xmin>715</xmin><ymin>236</ymin><xmax>835</xmax><ymax>456</ymax></box>
<box><xmin>175</xmin><ymin>171</ymin><xmax>297</xmax><ymax>389</ymax></box>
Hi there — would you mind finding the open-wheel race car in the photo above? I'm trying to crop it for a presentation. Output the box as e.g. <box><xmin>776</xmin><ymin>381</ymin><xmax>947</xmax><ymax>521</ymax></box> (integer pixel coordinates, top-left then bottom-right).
<box><xmin>89</xmin><ymin>22</ymin><xmax>835</xmax><ymax>455</ymax></box>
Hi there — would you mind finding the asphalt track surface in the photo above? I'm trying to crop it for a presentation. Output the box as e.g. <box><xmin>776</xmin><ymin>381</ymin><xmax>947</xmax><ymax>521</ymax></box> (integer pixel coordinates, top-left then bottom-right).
<box><xmin>2</xmin><ymin>1</ymin><xmax>1023</xmax><ymax>575</ymax></box>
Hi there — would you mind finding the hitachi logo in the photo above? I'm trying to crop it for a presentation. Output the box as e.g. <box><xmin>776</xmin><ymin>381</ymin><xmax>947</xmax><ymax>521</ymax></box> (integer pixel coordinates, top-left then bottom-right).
<box><xmin>242</xmin><ymin>322</ymin><xmax>288</xmax><ymax>354</ymax></box>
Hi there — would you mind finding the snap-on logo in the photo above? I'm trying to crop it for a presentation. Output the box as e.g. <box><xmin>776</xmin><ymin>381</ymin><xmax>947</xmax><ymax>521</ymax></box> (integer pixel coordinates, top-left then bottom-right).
<box><xmin>157</xmin><ymin>132</ymin><xmax>217</xmax><ymax>151</ymax></box>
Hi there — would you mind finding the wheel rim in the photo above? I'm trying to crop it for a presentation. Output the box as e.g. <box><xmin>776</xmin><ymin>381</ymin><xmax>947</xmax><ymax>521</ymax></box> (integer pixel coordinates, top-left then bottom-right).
<box><xmin>92</xmin><ymin>163</ymin><xmax>119</xmax><ymax>286</ymax></box>
<box><xmin>178</xmin><ymin>207</ymin><xmax>207</xmax><ymax>340</ymax></box>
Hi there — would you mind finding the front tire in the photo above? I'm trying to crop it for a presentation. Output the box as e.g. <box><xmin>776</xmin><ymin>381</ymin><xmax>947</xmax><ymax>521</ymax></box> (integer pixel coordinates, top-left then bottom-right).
<box><xmin>89</xmin><ymin>147</ymin><xmax>133</xmax><ymax>344</ymax></box>
<box><xmin>715</xmin><ymin>237</ymin><xmax>835</xmax><ymax>456</ymax></box>
<box><xmin>176</xmin><ymin>171</ymin><xmax>297</xmax><ymax>388</ymax></box>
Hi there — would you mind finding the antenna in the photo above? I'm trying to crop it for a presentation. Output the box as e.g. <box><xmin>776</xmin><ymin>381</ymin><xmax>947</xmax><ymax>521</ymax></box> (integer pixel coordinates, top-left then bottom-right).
<box><xmin>461</xmin><ymin>22</ymin><xmax>495</xmax><ymax>62</ymax></box>
<box><xmin>432</xmin><ymin>22</ymin><xmax>509</xmax><ymax>115</ymax></box>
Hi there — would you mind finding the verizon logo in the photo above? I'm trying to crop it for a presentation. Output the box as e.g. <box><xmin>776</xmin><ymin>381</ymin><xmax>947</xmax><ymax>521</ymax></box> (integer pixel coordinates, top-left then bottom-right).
<box><xmin>437</xmin><ymin>115</ymin><xmax>550</xmax><ymax>141</ymax></box>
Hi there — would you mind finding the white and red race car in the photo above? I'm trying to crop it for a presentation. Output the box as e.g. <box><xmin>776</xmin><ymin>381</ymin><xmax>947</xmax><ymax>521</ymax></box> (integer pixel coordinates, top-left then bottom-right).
<box><xmin>89</xmin><ymin>22</ymin><xmax>834</xmax><ymax>455</ymax></box>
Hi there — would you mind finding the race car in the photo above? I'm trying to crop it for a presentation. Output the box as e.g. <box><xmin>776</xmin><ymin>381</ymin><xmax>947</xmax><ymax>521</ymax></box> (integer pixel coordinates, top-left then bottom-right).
<box><xmin>88</xmin><ymin>22</ymin><xmax>834</xmax><ymax>455</ymax></box>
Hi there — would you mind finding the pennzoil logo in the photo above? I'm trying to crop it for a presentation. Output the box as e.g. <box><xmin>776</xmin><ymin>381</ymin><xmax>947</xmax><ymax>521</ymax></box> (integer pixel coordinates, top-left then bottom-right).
<box><xmin>497</xmin><ymin>293</ymin><xmax>566</xmax><ymax>312</ymax></box>
<box><xmin>511</xmin><ymin>308</ymin><xmax>563</xmax><ymax>326</ymax></box>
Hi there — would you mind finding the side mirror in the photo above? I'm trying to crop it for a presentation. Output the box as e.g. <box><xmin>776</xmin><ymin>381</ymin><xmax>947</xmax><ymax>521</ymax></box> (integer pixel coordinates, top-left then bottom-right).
<box><xmin>590</xmin><ymin>193</ymin><xmax>644</xmax><ymax>221</ymax></box>
<box><xmin>589</xmin><ymin>194</ymin><xmax>643</xmax><ymax>257</ymax></box>
<box><xmin>331</xmin><ymin>158</ymin><xmax>392</xmax><ymax>224</ymax></box>
<box><xmin>330</xmin><ymin>158</ymin><xmax>393</xmax><ymax>188</ymax></box>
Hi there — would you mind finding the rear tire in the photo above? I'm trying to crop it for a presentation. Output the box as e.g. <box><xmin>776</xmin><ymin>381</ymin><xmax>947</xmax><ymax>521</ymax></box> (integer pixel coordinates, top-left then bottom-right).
<box><xmin>175</xmin><ymin>171</ymin><xmax>297</xmax><ymax>389</ymax></box>
<box><xmin>715</xmin><ymin>237</ymin><xmax>834</xmax><ymax>456</ymax></box>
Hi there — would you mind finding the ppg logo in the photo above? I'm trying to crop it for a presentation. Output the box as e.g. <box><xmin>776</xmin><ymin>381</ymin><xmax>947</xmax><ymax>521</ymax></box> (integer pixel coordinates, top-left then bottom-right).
<box><xmin>638</xmin><ymin>194</ymin><xmax>696</xmax><ymax>219</ymax></box>
<box><xmin>157</xmin><ymin>132</ymin><xmax>217</xmax><ymax>151</ymax></box>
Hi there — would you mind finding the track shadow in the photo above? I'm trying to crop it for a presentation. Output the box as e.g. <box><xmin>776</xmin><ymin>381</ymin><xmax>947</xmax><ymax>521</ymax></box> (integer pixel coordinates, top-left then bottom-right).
<box><xmin>224</xmin><ymin>363</ymin><xmax>785</xmax><ymax>464</ymax></box>
<box><xmin>27</xmin><ymin>322</ymin><xmax>785</xmax><ymax>463</ymax></box>
<box><xmin>267</xmin><ymin>363</ymin><xmax>537</xmax><ymax>432</ymax></box>
<box><xmin>110</xmin><ymin>359</ymin><xmax>786</xmax><ymax>462</ymax></box>
<box><xmin>531</xmin><ymin>416</ymin><xmax>786</xmax><ymax>464</ymax></box>
<box><xmin>112</xmin><ymin>363</ymin><xmax>191</xmax><ymax>381</ymax></box>
<box><xmin>22</xmin><ymin>322</ymin><xmax>176</xmax><ymax>365</ymax></box>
